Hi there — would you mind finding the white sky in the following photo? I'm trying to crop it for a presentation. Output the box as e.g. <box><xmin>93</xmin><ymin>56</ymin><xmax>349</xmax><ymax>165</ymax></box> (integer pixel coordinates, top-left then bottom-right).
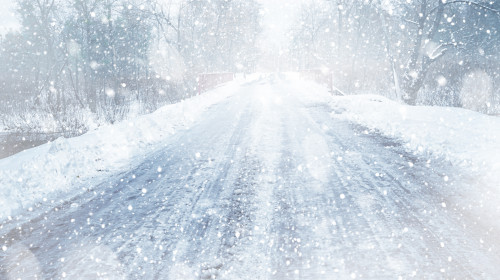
<box><xmin>0</xmin><ymin>0</ymin><xmax>308</xmax><ymax>50</ymax></box>
<box><xmin>257</xmin><ymin>0</ymin><xmax>309</xmax><ymax>50</ymax></box>
<box><xmin>0</xmin><ymin>0</ymin><xmax>18</xmax><ymax>35</ymax></box>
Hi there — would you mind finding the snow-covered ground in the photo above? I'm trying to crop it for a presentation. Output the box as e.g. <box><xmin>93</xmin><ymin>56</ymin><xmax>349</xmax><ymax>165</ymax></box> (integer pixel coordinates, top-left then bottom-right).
<box><xmin>329</xmin><ymin>93</ymin><xmax>500</xmax><ymax>183</ymax></box>
<box><xmin>1</xmin><ymin>73</ymin><xmax>499</xmax><ymax>226</ymax></box>
<box><xmin>294</xmin><ymin>76</ymin><xmax>500</xmax><ymax>231</ymax></box>
<box><xmin>0</xmin><ymin>80</ymin><xmax>242</xmax><ymax>219</ymax></box>
<box><xmin>1</xmin><ymin>75</ymin><xmax>499</xmax><ymax>279</ymax></box>
<box><xmin>325</xmin><ymin>87</ymin><xmax>500</xmax><ymax>231</ymax></box>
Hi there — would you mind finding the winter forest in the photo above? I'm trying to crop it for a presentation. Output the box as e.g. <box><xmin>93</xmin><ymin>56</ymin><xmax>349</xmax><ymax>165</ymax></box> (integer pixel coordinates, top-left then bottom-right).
<box><xmin>1</xmin><ymin>1</ymin><xmax>500</xmax><ymax>279</ymax></box>
<box><xmin>0</xmin><ymin>0</ymin><xmax>499</xmax><ymax>132</ymax></box>
<box><xmin>0</xmin><ymin>0</ymin><xmax>261</xmax><ymax>132</ymax></box>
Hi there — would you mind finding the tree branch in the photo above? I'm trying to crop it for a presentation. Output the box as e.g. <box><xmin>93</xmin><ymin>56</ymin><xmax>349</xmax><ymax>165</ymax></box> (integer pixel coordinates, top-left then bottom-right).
<box><xmin>430</xmin><ymin>0</ymin><xmax>500</xmax><ymax>15</ymax></box>
<box><xmin>403</xmin><ymin>18</ymin><xmax>419</xmax><ymax>26</ymax></box>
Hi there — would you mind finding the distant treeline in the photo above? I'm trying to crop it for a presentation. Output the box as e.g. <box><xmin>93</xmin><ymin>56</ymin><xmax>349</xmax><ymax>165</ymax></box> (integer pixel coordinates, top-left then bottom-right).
<box><xmin>0</xmin><ymin>0</ymin><xmax>261</xmax><ymax>132</ymax></box>
<box><xmin>289</xmin><ymin>0</ymin><xmax>500</xmax><ymax>114</ymax></box>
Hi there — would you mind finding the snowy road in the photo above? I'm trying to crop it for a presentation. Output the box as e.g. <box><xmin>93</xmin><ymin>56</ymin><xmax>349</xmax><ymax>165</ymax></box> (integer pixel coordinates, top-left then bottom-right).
<box><xmin>1</xmin><ymin>77</ymin><xmax>499</xmax><ymax>279</ymax></box>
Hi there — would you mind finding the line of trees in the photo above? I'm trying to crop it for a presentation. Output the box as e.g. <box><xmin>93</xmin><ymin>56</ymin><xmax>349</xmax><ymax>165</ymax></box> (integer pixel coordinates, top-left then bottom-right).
<box><xmin>289</xmin><ymin>0</ymin><xmax>500</xmax><ymax>113</ymax></box>
<box><xmin>0</xmin><ymin>0</ymin><xmax>261</xmax><ymax>132</ymax></box>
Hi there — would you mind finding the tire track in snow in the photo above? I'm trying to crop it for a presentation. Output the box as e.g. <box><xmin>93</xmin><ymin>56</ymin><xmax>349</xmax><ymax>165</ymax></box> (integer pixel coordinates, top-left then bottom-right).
<box><xmin>2</xmin><ymin>79</ymin><xmax>500</xmax><ymax>279</ymax></box>
<box><xmin>308</xmin><ymin>103</ymin><xmax>497</xmax><ymax>279</ymax></box>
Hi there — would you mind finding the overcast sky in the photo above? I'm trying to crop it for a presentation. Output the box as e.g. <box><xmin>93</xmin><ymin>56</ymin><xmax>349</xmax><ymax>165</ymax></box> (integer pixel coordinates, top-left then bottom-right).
<box><xmin>0</xmin><ymin>0</ymin><xmax>307</xmax><ymax>46</ymax></box>
<box><xmin>0</xmin><ymin>0</ymin><xmax>18</xmax><ymax>35</ymax></box>
<box><xmin>257</xmin><ymin>0</ymin><xmax>308</xmax><ymax>50</ymax></box>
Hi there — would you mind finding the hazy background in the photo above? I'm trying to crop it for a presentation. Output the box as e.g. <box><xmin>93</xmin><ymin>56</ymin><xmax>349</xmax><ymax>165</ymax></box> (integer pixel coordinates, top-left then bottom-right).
<box><xmin>0</xmin><ymin>0</ymin><xmax>17</xmax><ymax>35</ymax></box>
<box><xmin>0</xmin><ymin>0</ymin><xmax>498</xmax><ymax>136</ymax></box>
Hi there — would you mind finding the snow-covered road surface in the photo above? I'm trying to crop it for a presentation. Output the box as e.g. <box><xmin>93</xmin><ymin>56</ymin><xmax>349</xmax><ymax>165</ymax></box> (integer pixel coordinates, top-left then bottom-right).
<box><xmin>1</xmin><ymin>76</ymin><xmax>499</xmax><ymax>279</ymax></box>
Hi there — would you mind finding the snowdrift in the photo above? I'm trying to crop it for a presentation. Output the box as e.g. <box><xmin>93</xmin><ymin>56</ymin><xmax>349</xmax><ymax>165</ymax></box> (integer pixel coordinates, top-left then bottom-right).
<box><xmin>329</xmin><ymin>94</ymin><xmax>500</xmax><ymax>184</ymax></box>
<box><xmin>0</xmin><ymin>82</ymin><xmax>239</xmax><ymax>219</ymax></box>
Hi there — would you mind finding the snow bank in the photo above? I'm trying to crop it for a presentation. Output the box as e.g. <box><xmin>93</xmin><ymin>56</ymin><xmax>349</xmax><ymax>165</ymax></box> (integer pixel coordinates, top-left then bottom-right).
<box><xmin>329</xmin><ymin>94</ymin><xmax>500</xmax><ymax>177</ymax></box>
<box><xmin>288</xmin><ymin>76</ymin><xmax>499</xmax><ymax>184</ymax></box>
<box><xmin>324</xmin><ymin>91</ymin><xmax>500</xmax><ymax>230</ymax></box>
<box><xmin>0</xmin><ymin>82</ymin><xmax>238</xmax><ymax>219</ymax></box>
